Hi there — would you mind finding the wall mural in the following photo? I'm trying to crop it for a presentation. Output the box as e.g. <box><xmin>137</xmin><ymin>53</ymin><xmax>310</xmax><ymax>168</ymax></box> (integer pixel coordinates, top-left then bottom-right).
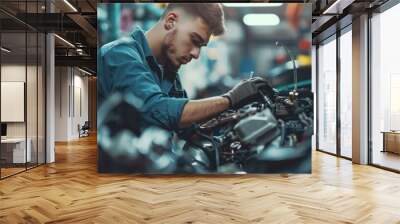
<box><xmin>97</xmin><ymin>3</ymin><xmax>313</xmax><ymax>174</ymax></box>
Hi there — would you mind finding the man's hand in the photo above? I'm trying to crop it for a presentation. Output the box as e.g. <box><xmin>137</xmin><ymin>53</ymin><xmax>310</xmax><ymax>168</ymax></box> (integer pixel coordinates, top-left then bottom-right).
<box><xmin>223</xmin><ymin>77</ymin><xmax>272</xmax><ymax>109</ymax></box>
<box><xmin>178</xmin><ymin>77</ymin><xmax>273</xmax><ymax>128</ymax></box>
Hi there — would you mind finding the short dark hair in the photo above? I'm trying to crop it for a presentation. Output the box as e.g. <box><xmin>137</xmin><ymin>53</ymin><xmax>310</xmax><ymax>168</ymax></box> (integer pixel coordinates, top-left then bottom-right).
<box><xmin>162</xmin><ymin>3</ymin><xmax>225</xmax><ymax>36</ymax></box>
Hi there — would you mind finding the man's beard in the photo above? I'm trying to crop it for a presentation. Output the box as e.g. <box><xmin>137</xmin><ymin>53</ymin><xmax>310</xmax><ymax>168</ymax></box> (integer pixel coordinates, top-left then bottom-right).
<box><xmin>161</xmin><ymin>30</ymin><xmax>179</xmax><ymax>73</ymax></box>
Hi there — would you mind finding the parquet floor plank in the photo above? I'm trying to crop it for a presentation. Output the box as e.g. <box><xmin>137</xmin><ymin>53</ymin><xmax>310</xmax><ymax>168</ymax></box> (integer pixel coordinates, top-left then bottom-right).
<box><xmin>0</xmin><ymin>135</ymin><xmax>399</xmax><ymax>223</ymax></box>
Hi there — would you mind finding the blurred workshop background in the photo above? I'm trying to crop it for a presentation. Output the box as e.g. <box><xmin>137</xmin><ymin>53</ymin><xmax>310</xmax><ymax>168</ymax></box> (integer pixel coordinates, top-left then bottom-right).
<box><xmin>97</xmin><ymin>3</ymin><xmax>312</xmax><ymax>99</ymax></box>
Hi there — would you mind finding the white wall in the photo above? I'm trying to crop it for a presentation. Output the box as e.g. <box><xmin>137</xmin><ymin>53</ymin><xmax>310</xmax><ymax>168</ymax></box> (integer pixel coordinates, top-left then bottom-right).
<box><xmin>1</xmin><ymin>65</ymin><xmax>41</xmax><ymax>137</ymax></box>
<box><xmin>1</xmin><ymin>65</ymin><xmax>27</xmax><ymax>139</ymax></box>
<box><xmin>55</xmin><ymin>67</ymin><xmax>68</xmax><ymax>141</ymax></box>
<box><xmin>72</xmin><ymin>73</ymin><xmax>89</xmax><ymax>138</ymax></box>
<box><xmin>54</xmin><ymin>67</ymin><xmax>89</xmax><ymax>141</ymax></box>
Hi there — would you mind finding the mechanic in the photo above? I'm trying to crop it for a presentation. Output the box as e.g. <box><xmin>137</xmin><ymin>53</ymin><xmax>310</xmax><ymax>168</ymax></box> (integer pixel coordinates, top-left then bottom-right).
<box><xmin>98</xmin><ymin>3</ymin><xmax>271</xmax><ymax>133</ymax></box>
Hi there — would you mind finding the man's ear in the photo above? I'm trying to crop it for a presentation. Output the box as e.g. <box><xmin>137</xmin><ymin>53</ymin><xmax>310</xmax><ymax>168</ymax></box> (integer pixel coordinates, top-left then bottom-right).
<box><xmin>164</xmin><ymin>12</ymin><xmax>177</xmax><ymax>30</ymax></box>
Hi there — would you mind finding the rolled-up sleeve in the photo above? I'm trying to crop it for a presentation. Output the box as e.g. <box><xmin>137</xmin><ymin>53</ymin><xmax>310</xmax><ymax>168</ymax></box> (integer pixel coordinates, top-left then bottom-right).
<box><xmin>104</xmin><ymin>45</ymin><xmax>189</xmax><ymax>130</ymax></box>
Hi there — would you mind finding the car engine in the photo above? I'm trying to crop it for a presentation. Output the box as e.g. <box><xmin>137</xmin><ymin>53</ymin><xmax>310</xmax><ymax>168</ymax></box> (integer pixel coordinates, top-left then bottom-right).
<box><xmin>181</xmin><ymin>87</ymin><xmax>313</xmax><ymax>173</ymax></box>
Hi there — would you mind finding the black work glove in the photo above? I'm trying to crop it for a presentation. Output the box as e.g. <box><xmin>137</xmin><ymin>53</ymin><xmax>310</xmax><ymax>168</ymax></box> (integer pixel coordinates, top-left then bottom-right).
<box><xmin>222</xmin><ymin>77</ymin><xmax>273</xmax><ymax>109</ymax></box>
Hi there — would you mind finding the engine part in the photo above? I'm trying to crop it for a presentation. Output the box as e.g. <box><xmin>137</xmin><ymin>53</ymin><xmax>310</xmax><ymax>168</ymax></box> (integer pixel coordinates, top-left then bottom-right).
<box><xmin>233</xmin><ymin>107</ymin><xmax>280</xmax><ymax>145</ymax></box>
<box><xmin>183</xmin><ymin>87</ymin><xmax>313</xmax><ymax>173</ymax></box>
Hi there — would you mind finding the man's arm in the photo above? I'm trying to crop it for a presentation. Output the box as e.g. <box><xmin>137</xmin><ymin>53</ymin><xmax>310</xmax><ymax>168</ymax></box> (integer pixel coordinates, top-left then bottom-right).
<box><xmin>179</xmin><ymin>96</ymin><xmax>230</xmax><ymax>128</ymax></box>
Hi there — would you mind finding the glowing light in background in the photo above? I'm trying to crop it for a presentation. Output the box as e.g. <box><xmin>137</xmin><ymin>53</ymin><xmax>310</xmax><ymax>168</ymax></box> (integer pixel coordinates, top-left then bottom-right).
<box><xmin>223</xmin><ymin>3</ymin><xmax>283</xmax><ymax>7</ymax></box>
<box><xmin>243</xmin><ymin>14</ymin><xmax>280</xmax><ymax>26</ymax></box>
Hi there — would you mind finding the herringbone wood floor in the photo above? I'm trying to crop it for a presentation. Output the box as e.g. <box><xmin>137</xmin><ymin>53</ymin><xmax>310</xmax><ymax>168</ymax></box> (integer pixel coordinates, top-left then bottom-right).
<box><xmin>1</xmin><ymin>134</ymin><xmax>400</xmax><ymax>224</ymax></box>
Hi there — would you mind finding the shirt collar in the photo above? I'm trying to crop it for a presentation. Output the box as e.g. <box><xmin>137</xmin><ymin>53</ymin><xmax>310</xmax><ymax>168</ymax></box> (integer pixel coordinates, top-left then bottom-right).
<box><xmin>131</xmin><ymin>26</ymin><xmax>178</xmax><ymax>82</ymax></box>
<box><xmin>130</xmin><ymin>26</ymin><xmax>163</xmax><ymax>79</ymax></box>
<box><xmin>131</xmin><ymin>26</ymin><xmax>153</xmax><ymax>58</ymax></box>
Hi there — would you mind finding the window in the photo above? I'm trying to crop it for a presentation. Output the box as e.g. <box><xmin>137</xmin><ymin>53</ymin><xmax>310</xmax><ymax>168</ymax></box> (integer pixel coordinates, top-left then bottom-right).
<box><xmin>317</xmin><ymin>36</ymin><xmax>337</xmax><ymax>154</ymax></box>
<box><xmin>0</xmin><ymin>1</ymin><xmax>47</xmax><ymax>179</ymax></box>
<box><xmin>339</xmin><ymin>28</ymin><xmax>352</xmax><ymax>158</ymax></box>
<box><xmin>370</xmin><ymin>2</ymin><xmax>400</xmax><ymax>171</ymax></box>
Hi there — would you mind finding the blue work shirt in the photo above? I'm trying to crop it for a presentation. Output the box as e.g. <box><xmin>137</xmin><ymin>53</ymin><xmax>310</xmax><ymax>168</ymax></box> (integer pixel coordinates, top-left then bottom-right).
<box><xmin>98</xmin><ymin>27</ymin><xmax>189</xmax><ymax>131</ymax></box>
